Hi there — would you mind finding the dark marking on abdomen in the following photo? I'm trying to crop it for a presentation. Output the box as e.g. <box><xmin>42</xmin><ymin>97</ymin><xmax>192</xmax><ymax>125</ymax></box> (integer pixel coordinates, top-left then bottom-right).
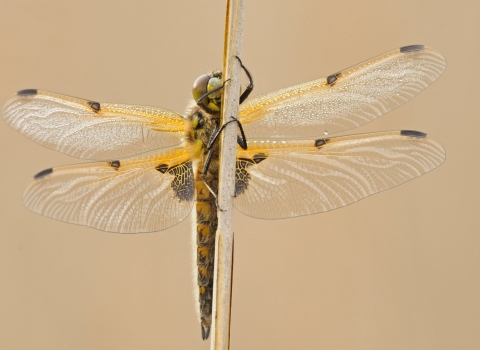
<box><xmin>87</xmin><ymin>101</ymin><xmax>101</xmax><ymax>112</ymax></box>
<box><xmin>400</xmin><ymin>45</ymin><xmax>425</xmax><ymax>53</ymax></box>
<box><xmin>34</xmin><ymin>168</ymin><xmax>53</xmax><ymax>180</ymax></box>
<box><xmin>17</xmin><ymin>89</ymin><xmax>37</xmax><ymax>96</ymax></box>
<box><xmin>400</xmin><ymin>130</ymin><xmax>427</xmax><ymax>138</ymax></box>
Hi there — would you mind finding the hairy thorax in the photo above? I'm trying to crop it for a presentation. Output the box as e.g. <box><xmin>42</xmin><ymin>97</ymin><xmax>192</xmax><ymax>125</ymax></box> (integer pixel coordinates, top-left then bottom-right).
<box><xmin>185</xmin><ymin>103</ymin><xmax>221</xmax><ymax>180</ymax></box>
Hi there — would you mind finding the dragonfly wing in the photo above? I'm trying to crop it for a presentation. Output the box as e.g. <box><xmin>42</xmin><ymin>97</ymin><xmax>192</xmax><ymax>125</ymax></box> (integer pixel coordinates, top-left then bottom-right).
<box><xmin>23</xmin><ymin>145</ymin><xmax>195</xmax><ymax>233</ymax></box>
<box><xmin>240</xmin><ymin>45</ymin><xmax>446</xmax><ymax>139</ymax></box>
<box><xmin>234</xmin><ymin>131</ymin><xmax>445</xmax><ymax>219</ymax></box>
<box><xmin>3</xmin><ymin>90</ymin><xmax>186</xmax><ymax>160</ymax></box>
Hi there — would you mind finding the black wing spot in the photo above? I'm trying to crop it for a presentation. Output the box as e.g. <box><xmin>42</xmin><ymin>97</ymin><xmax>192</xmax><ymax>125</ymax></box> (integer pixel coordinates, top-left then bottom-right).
<box><xmin>252</xmin><ymin>153</ymin><xmax>267</xmax><ymax>164</ymax></box>
<box><xmin>110</xmin><ymin>160</ymin><xmax>120</xmax><ymax>169</ymax></box>
<box><xmin>400</xmin><ymin>130</ymin><xmax>427</xmax><ymax>138</ymax></box>
<box><xmin>34</xmin><ymin>168</ymin><xmax>53</xmax><ymax>180</ymax></box>
<box><xmin>17</xmin><ymin>89</ymin><xmax>38</xmax><ymax>96</ymax></box>
<box><xmin>234</xmin><ymin>155</ymin><xmax>266</xmax><ymax>196</ymax></box>
<box><xmin>315</xmin><ymin>138</ymin><xmax>330</xmax><ymax>148</ymax></box>
<box><xmin>235</xmin><ymin>160</ymin><xmax>252</xmax><ymax>197</ymax></box>
<box><xmin>168</xmin><ymin>162</ymin><xmax>194</xmax><ymax>202</ymax></box>
<box><xmin>156</xmin><ymin>164</ymin><xmax>169</xmax><ymax>173</ymax></box>
<box><xmin>327</xmin><ymin>72</ymin><xmax>342</xmax><ymax>86</ymax></box>
<box><xmin>327</xmin><ymin>75</ymin><xmax>337</xmax><ymax>85</ymax></box>
<box><xmin>400</xmin><ymin>45</ymin><xmax>425</xmax><ymax>53</ymax></box>
<box><xmin>88</xmin><ymin>101</ymin><xmax>101</xmax><ymax>112</ymax></box>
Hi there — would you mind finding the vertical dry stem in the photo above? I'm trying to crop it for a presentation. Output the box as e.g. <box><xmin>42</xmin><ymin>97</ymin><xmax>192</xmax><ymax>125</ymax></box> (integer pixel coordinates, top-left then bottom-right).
<box><xmin>210</xmin><ymin>0</ymin><xmax>245</xmax><ymax>349</ymax></box>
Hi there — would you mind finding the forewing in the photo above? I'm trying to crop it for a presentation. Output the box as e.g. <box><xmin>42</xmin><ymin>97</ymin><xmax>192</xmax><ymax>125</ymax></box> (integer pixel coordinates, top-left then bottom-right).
<box><xmin>234</xmin><ymin>131</ymin><xmax>445</xmax><ymax>219</ymax></box>
<box><xmin>3</xmin><ymin>90</ymin><xmax>186</xmax><ymax>160</ymax></box>
<box><xmin>240</xmin><ymin>45</ymin><xmax>446</xmax><ymax>139</ymax></box>
<box><xmin>23</xmin><ymin>146</ymin><xmax>195</xmax><ymax>233</ymax></box>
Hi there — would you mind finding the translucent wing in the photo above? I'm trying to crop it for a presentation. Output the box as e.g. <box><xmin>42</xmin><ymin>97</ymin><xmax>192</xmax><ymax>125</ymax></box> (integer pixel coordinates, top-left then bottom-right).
<box><xmin>234</xmin><ymin>130</ymin><xmax>445</xmax><ymax>219</ymax></box>
<box><xmin>239</xmin><ymin>45</ymin><xmax>446</xmax><ymax>139</ymax></box>
<box><xmin>23</xmin><ymin>145</ymin><xmax>195</xmax><ymax>233</ymax></box>
<box><xmin>3</xmin><ymin>90</ymin><xmax>186</xmax><ymax>160</ymax></box>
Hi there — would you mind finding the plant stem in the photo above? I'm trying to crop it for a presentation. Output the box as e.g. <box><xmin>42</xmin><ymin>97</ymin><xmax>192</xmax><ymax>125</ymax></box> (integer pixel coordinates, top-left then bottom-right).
<box><xmin>210</xmin><ymin>0</ymin><xmax>245</xmax><ymax>349</ymax></box>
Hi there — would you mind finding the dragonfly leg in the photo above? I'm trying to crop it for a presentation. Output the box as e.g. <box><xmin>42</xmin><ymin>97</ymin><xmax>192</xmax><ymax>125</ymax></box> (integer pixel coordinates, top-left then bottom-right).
<box><xmin>206</xmin><ymin>121</ymin><xmax>220</xmax><ymax>149</ymax></box>
<box><xmin>207</xmin><ymin>117</ymin><xmax>247</xmax><ymax>150</ymax></box>
<box><xmin>201</xmin><ymin>149</ymin><xmax>224</xmax><ymax>211</ymax></box>
<box><xmin>234</xmin><ymin>116</ymin><xmax>247</xmax><ymax>150</ymax></box>
<box><xmin>236</xmin><ymin>56</ymin><xmax>254</xmax><ymax>104</ymax></box>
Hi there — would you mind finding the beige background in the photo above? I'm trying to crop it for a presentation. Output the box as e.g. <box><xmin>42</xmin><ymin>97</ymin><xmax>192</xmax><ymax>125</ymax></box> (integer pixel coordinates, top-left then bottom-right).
<box><xmin>1</xmin><ymin>1</ymin><xmax>479</xmax><ymax>349</ymax></box>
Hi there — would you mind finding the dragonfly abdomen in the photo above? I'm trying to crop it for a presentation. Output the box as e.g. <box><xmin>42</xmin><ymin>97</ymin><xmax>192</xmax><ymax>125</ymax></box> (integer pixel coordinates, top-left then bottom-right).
<box><xmin>194</xmin><ymin>163</ymin><xmax>219</xmax><ymax>340</ymax></box>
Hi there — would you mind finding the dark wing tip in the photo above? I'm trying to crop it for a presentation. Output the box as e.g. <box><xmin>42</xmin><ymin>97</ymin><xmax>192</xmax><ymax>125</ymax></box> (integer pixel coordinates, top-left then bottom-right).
<box><xmin>400</xmin><ymin>45</ymin><xmax>425</xmax><ymax>53</ymax></box>
<box><xmin>17</xmin><ymin>89</ymin><xmax>38</xmax><ymax>96</ymax></box>
<box><xmin>201</xmin><ymin>325</ymin><xmax>211</xmax><ymax>340</ymax></box>
<box><xmin>400</xmin><ymin>130</ymin><xmax>427</xmax><ymax>138</ymax></box>
<box><xmin>34</xmin><ymin>167</ymin><xmax>53</xmax><ymax>180</ymax></box>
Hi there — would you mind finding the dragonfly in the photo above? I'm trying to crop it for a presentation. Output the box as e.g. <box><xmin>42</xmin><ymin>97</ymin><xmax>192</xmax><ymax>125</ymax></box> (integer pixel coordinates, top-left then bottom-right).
<box><xmin>2</xmin><ymin>44</ymin><xmax>446</xmax><ymax>340</ymax></box>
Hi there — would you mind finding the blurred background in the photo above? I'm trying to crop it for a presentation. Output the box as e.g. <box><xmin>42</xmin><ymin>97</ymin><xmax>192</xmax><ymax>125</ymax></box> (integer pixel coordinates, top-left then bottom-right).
<box><xmin>1</xmin><ymin>1</ymin><xmax>479</xmax><ymax>349</ymax></box>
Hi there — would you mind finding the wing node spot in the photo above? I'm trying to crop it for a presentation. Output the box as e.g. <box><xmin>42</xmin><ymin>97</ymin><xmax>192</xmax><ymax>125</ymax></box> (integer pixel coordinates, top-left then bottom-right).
<box><xmin>315</xmin><ymin>138</ymin><xmax>330</xmax><ymax>148</ymax></box>
<box><xmin>326</xmin><ymin>72</ymin><xmax>342</xmax><ymax>86</ymax></box>
<box><xmin>327</xmin><ymin>75</ymin><xmax>337</xmax><ymax>85</ymax></box>
<box><xmin>110</xmin><ymin>160</ymin><xmax>121</xmax><ymax>169</ymax></box>
<box><xmin>87</xmin><ymin>101</ymin><xmax>101</xmax><ymax>112</ymax></box>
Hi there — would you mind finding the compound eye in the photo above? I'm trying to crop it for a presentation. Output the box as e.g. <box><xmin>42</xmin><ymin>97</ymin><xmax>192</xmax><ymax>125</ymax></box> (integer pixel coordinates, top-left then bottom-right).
<box><xmin>192</xmin><ymin>74</ymin><xmax>210</xmax><ymax>102</ymax></box>
<box><xmin>207</xmin><ymin>77</ymin><xmax>222</xmax><ymax>98</ymax></box>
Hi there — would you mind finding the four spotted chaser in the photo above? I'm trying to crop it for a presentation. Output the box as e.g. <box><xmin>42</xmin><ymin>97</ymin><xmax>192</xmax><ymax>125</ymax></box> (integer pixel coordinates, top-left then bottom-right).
<box><xmin>2</xmin><ymin>45</ymin><xmax>446</xmax><ymax>340</ymax></box>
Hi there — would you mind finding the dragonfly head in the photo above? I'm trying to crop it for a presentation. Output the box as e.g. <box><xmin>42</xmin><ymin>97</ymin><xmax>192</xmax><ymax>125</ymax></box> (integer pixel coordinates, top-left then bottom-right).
<box><xmin>192</xmin><ymin>70</ymin><xmax>223</xmax><ymax>112</ymax></box>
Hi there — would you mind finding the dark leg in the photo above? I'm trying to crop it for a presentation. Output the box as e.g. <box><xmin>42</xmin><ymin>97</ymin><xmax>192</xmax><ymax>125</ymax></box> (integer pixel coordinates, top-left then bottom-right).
<box><xmin>201</xmin><ymin>150</ymin><xmax>223</xmax><ymax>211</ymax></box>
<box><xmin>235</xmin><ymin>56</ymin><xmax>252</xmax><ymax>147</ymax></box>
<box><xmin>235</xmin><ymin>117</ymin><xmax>247</xmax><ymax>150</ymax></box>
<box><xmin>202</xmin><ymin>150</ymin><xmax>214</xmax><ymax>180</ymax></box>
<box><xmin>206</xmin><ymin>121</ymin><xmax>220</xmax><ymax>149</ymax></box>
<box><xmin>207</xmin><ymin>117</ymin><xmax>247</xmax><ymax>150</ymax></box>
<box><xmin>236</xmin><ymin>56</ymin><xmax>254</xmax><ymax>104</ymax></box>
